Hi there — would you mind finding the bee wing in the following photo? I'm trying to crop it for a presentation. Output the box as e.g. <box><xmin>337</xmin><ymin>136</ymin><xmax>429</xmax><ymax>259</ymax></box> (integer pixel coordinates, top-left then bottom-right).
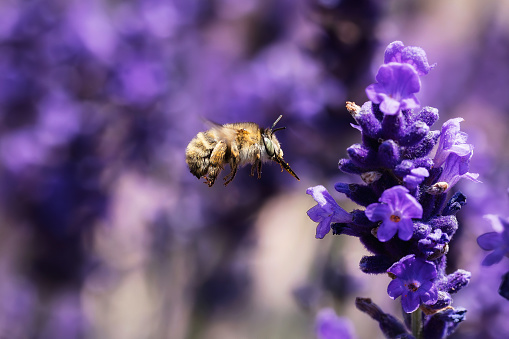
<box><xmin>203</xmin><ymin>119</ymin><xmax>241</xmax><ymax>146</ymax></box>
<box><xmin>201</xmin><ymin>118</ymin><xmax>223</xmax><ymax>131</ymax></box>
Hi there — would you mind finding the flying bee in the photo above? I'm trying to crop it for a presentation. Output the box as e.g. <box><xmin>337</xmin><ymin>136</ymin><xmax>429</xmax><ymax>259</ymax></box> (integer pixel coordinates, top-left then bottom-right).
<box><xmin>185</xmin><ymin>115</ymin><xmax>299</xmax><ymax>187</ymax></box>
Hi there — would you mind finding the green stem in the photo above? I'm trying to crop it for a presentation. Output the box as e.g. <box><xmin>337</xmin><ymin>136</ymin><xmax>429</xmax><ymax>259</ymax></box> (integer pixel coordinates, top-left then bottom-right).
<box><xmin>411</xmin><ymin>308</ymin><xmax>422</xmax><ymax>339</ymax></box>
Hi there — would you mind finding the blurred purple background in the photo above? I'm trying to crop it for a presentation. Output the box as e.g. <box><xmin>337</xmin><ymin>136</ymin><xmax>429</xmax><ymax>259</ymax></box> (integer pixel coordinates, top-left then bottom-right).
<box><xmin>0</xmin><ymin>0</ymin><xmax>507</xmax><ymax>338</ymax></box>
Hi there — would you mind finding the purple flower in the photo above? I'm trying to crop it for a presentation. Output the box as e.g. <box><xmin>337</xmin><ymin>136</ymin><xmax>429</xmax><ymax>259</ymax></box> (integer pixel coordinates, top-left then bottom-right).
<box><xmin>437</xmin><ymin>152</ymin><xmax>480</xmax><ymax>192</ymax></box>
<box><xmin>365</xmin><ymin>63</ymin><xmax>421</xmax><ymax>115</ymax></box>
<box><xmin>418</xmin><ymin>228</ymin><xmax>450</xmax><ymax>259</ymax></box>
<box><xmin>433</xmin><ymin>118</ymin><xmax>473</xmax><ymax>168</ymax></box>
<box><xmin>387</xmin><ymin>254</ymin><xmax>438</xmax><ymax>313</ymax></box>
<box><xmin>315</xmin><ymin>308</ymin><xmax>356</xmax><ymax>339</ymax></box>
<box><xmin>307</xmin><ymin>185</ymin><xmax>352</xmax><ymax>239</ymax></box>
<box><xmin>365</xmin><ymin>186</ymin><xmax>423</xmax><ymax>242</ymax></box>
<box><xmin>477</xmin><ymin>215</ymin><xmax>509</xmax><ymax>266</ymax></box>
<box><xmin>384</xmin><ymin>41</ymin><xmax>436</xmax><ymax>76</ymax></box>
<box><xmin>403</xmin><ymin>167</ymin><xmax>429</xmax><ymax>190</ymax></box>
<box><xmin>442</xmin><ymin>270</ymin><xmax>471</xmax><ymax>294</ymax></box>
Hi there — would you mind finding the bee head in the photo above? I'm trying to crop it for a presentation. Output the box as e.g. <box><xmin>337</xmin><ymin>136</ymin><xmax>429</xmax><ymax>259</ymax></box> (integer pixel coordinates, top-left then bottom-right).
<box><xmin>262</xmin><ymin>115</ymin><xmax>285</xmax><ymax>158</ymax></box>
<box><xmin>262</xmin><ymin>133</ymin><xmax>281</xmax><ymax>158</ymax></box>
<box><xmin>262</xmin><ymin>115</ymin><xmax>300</xmax><ymax>181</ymax></box>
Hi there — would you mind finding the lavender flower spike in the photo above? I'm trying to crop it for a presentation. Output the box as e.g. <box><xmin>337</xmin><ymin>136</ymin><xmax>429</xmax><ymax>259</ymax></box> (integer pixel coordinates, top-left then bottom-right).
<box><xmin>433</xmin><ymin>118</ymin><xmax>472</xmax><ymax>168</ymax></box>
<box><xmin>387</xmin><ymin>254</ymin><xmax>438</xmax><ymax>313</ymax></box>
<box><xmin>365</xmin><ymin>63</ymin><xmax>421</xmax><ymax>115</ymax></box>
<box><xmin>307</xmin><ymin>185</ymin><xmax>351</xmax><ymax>239</ymax></box>
<box><xmin>365</xmin><ymin>186</ymin><xmax>423</xmax><ymax>242</ymax></box>
<box><xmin>477</xmin><ymin>215</ymin><xmax>509</xmax><ymax>266</ymax></box>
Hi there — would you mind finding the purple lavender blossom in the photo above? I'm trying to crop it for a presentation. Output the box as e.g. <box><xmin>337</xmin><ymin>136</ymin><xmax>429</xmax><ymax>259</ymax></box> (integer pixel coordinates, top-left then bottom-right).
<box><xmin>432</xmin><ymin>118</ymin><xmax>480</xmax><ymax>192</ymax></box>
<box><xmin>387</xmin><ymin>255</ymin><xmax>438</xmax><ymax>313</ymax></box>
<box><xmin>307</xmin><ymin>185</ymin><xmax>352</xmax><ymax>239</ymax></box>
<box><xmin>365</xmin><ymin>62</ymin><xmax>421</xmax><ymax>115</ymax></box>
<box><xmin>437</xmin><ymin>152</ymin><xmax>481</xmax><ymax>192</ymax></box>
<box><xmin>384</xmin><ymin>41</ymin><xmax>436</xmax><ymax>76</ymax></box>
<box><xmin>403</xmin><ymin>167</ymin><xmax>429</xmax><ymax>190</ymax></box>
<box><xmin>315</xmin><ymin>308</ymin><xmax>356</xmax><ymax>339</ymax></box>
<box><xmin>365</xmin><ymin>186</ymin><xmax>423</xmax><ymax>242</ymax></box>
<box><xmin>433</xmin><ymin>118</ymin><xmax>473</xmax><ymax>168</ymax></box>
<box><xmin>477</xmin><ymin>215</ymin><xmax>509</xmax><ymax>266</ymax></box>
<box><xmin>418</xmin><ymin>228</ymin><xmax>450</xmax><ymax>259</ymax></box>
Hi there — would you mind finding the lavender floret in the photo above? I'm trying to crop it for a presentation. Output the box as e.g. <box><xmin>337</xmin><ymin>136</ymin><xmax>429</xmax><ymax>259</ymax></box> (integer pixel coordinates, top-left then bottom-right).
<box><xmin>365</xmin><ymin>186</ymin><xmax>423</xmax><ymax>242</ymax></box>
<box><xmin>387</xmin><ymin>255</ymin><xmax>438</xmax><ymax>313</ymax></box>
<box><xmin>366</xmin><ymin>63</ymin><xmax>421</xmax><ymax>115</ymax></box>
<box><xmin>307</xmin><ymin>185</ymin><xmax>352</xmax><ymax>239</ymax></box>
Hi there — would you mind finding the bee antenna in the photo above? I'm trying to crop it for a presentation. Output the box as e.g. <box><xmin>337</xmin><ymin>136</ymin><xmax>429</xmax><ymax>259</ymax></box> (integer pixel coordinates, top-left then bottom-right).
<box><xmin>272</xmin><ymin>127</ymin><xmax>286</xmax><ymax>133</ymax></box>
<box><xmin>270</xmin><ymin>115</ymin><xmax>283</xmax><ymax>130</ymax></box>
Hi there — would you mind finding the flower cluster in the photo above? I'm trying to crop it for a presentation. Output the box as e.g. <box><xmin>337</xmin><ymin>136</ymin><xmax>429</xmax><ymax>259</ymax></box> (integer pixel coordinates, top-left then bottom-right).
<box><xmin>307</xmin><ymin>41</ymin><xmax>478</xmax><ymax>338</ymax></box>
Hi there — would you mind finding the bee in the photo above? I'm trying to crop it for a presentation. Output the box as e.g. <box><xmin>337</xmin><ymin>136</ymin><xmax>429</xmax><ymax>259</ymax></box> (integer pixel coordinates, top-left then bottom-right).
<box><xmin>185</xmin><ymin>115</ymin><xmax>299</xmax><ymax>187</ymax></box>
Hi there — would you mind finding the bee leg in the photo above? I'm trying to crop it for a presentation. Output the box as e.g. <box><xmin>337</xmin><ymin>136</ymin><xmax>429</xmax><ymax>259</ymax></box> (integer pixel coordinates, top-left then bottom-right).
<box><xmin>205</xmin><ymin>140</ymin><xmax>227</xmax><ymax>187</ymax></box>
<box><xmin>223</xmin><ymin>163</ymin><xmax>238</xmax><ymax>186</ymax></box>
<box><xmin>255</xmin><ymin>159</ymin><xmax>262</xmax><ymax>179</ymax></box>
<box><xmin>249</xmin><ymin>153</ymin><xmax>262</xmax><ymax>179</ymax></box>
<box><xmin>223</xmin><ymin>141</ymin><xmax>240</xmax><ymax>186</ymax></box>
<box><xmin>250</xmin><ymin>161</ymin><xmax>261</xmax><ymax>177</ymax></box>
<box><xmin>203</xmin><ymin>176</ymin><xmax>215</xmax><ymax>187</ymax></box>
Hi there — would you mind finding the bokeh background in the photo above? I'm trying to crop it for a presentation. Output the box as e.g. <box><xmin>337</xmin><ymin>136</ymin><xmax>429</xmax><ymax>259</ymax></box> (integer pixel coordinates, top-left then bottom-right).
<box><xmin>0</xmin><ymin>0</ymin><xmax>508</xmax><ymax>338</ymax></box>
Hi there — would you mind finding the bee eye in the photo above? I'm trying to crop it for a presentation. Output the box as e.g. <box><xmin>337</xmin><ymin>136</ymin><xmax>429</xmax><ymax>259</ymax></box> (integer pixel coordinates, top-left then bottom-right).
<box><xmin>263</xmin><ymin>136</ymin><xmax>275</xmax><ymax>156</ymax></box>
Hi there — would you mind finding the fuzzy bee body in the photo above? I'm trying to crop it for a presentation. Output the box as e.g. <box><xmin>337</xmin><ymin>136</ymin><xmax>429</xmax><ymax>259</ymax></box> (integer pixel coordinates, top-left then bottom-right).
<box><xmin>186</xmin><ymin>116</ymin><xmax>299</xmax><ymax>187</ymax></box>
